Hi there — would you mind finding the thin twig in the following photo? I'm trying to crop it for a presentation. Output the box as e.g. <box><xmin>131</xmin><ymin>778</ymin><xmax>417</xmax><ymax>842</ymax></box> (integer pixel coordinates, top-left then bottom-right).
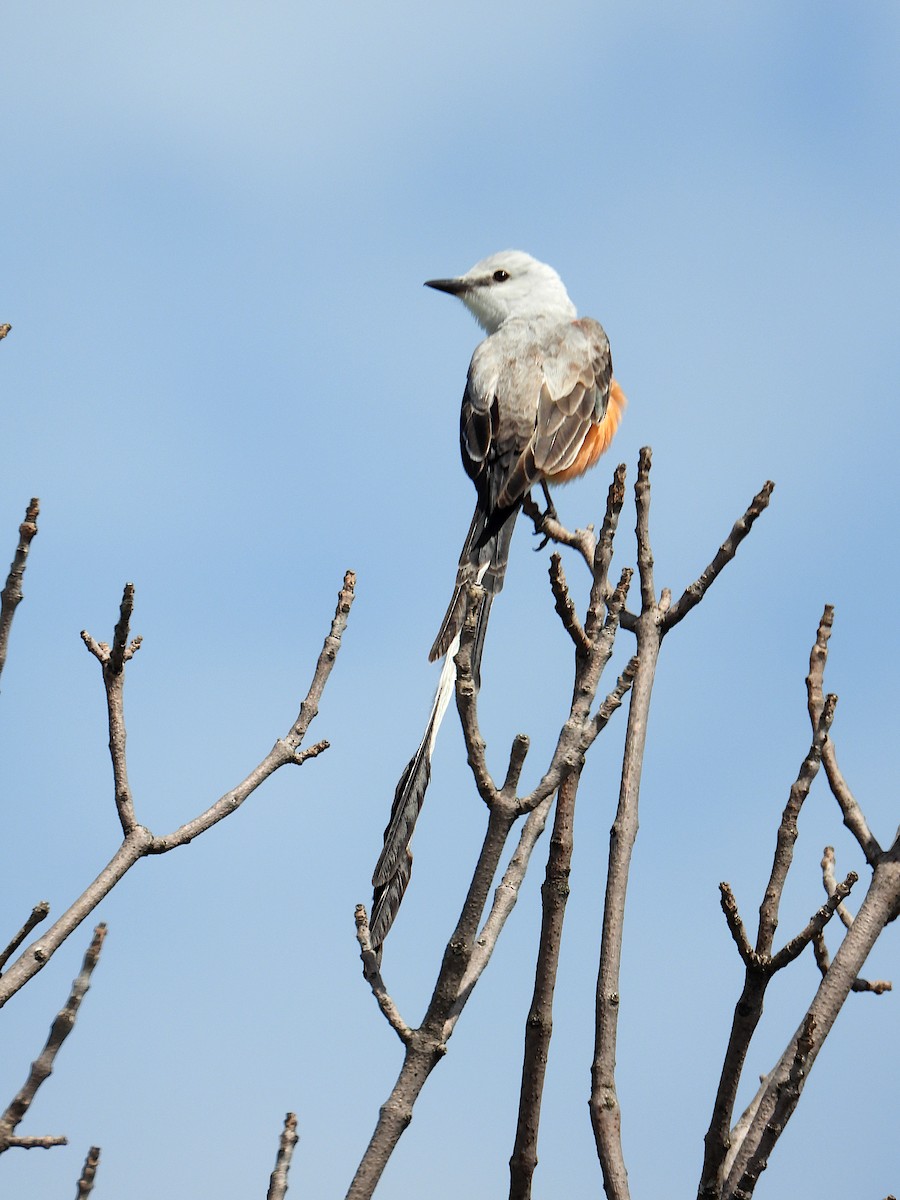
<box><xmin>3</xmin><ymin>1135</ymin><xmax>68</xmax><ymax>1149</ymax></box>
<box><xmin>719</xmin><ymin>884</ymin><xmax>757</xmax><ymax>968</ymax></box>
<box><xmin>663</xmin><ymin>481</ymin><xmax>774</xmax><ymax>632</ymax></box>
<box><xmin>75</xmin><ymin>1146</ymin><xmax>101</xmax><ymax>1199</ymax></box>
<box><xmin>82</xmin><ymin>583</ymin><xmax>142</xmax><ymax>835</ymax></box>
<box><xmin>0</xmin><ymin>925</ymin><xmax>107</xmax><ymax>1154</ymax></box>
<box><xmin>355</xmin><ymin>906</ymin><xmax>414</xmax><ymax>1044</ymax></box>
<box><xmin>756</xmin><ymin>696</ymin><xmax>836</xmax><ymax>956</ymax></box>
<box><xmin>768</xmin><ymin>872</ymin><xmax>857</xmax><ymax>972</ymax></box>
<box><xmin>548</xmin><ymin>554</ymin><xmax>591</xmax><ymax>653</ymax></box>
<box><xmin>0</xmin><ymin>497</ymin><xmax>40</xmax><ymax>686</ymax></box>
<box><xmin>0</xmin><ymin>902</ymin><xmax>50</xmax><ymax>974</ymax></box>
<box><xmin>821</xmin><ymin>846</ymin><xmax>854</xmax><ymax>929</ymax></box>
<box><xmin>266</xmin><ymin>1113</ymin><xmax>299</xmax><ymax>1200</ymax></box>
<box><xmin>807</xmin><ymin>607</ymin><xmax>881</xmax><ymax>864</ymax></box>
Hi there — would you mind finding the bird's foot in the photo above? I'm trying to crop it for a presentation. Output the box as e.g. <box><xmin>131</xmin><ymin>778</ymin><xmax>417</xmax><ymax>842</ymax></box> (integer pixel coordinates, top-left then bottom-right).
<box><xmin>532</xmin><ymin>483</ymin><xmax>558</xmax><ymax>551</ymax></box>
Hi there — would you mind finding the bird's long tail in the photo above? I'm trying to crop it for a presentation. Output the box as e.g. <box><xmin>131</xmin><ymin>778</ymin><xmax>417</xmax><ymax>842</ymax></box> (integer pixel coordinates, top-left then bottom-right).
<box><xmin>369</xmin><ymin>504</ymin><xmax>519</xmax><ymax>951</ymax></box>
<box><xmin>370</xmin><ymin>633</ymin><xmax>458</xmax><ymax>950</ymax></box>
<box><xmin>429</xmin><ymin>502</ymin><xmax>520</xmax><ymax>684</ymax></box>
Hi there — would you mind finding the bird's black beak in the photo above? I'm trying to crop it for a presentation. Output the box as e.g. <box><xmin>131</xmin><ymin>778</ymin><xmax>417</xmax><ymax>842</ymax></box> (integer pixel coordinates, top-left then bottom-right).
<box><xmin>424</xmin><ymin>276</ymin><xmax>468</xmax><ymax>296</ymax></box>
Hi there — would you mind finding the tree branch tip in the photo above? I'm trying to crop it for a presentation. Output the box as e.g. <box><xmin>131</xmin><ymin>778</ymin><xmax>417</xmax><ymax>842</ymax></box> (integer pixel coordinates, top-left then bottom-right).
<box><xmin>354</xmin><ymin>906</ymin><xmax>379</xmax><ymax>962</ymax></box>
<box><xmin>7</xmin><ymin>1135</ymin><xmax>69</xmax><ymax>1149</ymax></box>
<box><xmin>19</xmin><ymin>498</ymin><xmax>40</xmax><ymax>538</ymax></box>
<box><xmin>0</xmin><ymin>323</ymin><xmax>11</xmax><ymax>340</ymax></box>
<box><xmin>80</xmin><ymin>630</ymin><xmax>105</xmax><ymax>660</ymax></box>
<box><xmin>293</xmin><ymin>739</ymin><xmax>330</xmax><ymax>765</ymax></box>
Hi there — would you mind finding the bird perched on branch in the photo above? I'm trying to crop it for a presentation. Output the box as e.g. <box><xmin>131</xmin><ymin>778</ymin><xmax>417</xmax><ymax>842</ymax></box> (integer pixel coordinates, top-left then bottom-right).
<box><xmin>370</xmin><ymin>251</ymin><xmax>626</xmax><ymax>951</ymax></box>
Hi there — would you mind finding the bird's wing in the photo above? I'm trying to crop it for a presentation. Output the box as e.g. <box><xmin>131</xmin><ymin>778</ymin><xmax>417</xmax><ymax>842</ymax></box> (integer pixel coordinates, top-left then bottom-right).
<box><xmin>493</xmin><ymin>319</ymin><xmax>612</xmax><ymax>508</ymax></box>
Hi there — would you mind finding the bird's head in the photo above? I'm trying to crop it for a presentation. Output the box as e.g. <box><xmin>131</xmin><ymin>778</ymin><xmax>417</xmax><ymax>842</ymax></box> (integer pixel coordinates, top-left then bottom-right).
<box><xmin>425</xmin><ymin>250</ymin><xmax>576</xmax><ymax>334</ymax></box>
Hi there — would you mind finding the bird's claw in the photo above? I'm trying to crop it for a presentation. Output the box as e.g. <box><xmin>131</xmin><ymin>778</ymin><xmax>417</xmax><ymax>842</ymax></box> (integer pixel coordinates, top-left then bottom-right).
<box><xmin>531</xmin><ymin>483</ymin><xmax>558</xmax><ymax>551</ymax></box>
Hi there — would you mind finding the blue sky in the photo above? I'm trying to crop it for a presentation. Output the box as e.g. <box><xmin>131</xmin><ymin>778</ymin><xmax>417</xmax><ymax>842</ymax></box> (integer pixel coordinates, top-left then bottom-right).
<box><xmin>2</xmin><ymin>3</ymin><xmax>898</xmax><ymax>1197</ymax></box>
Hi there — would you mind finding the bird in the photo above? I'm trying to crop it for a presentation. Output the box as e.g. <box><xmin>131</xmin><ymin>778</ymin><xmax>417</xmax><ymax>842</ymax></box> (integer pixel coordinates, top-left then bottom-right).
<box><xmin>369</xmin><ymin>251</ymin><xmax>626</xmax><ymax>952</ymax></box>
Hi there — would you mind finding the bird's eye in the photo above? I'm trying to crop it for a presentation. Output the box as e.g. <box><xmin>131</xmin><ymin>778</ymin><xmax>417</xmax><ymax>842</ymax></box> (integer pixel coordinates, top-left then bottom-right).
<box><xmin>492</xmin><ymin>269</ymin><xmax>510</xmax><ymax>282</ymax></box>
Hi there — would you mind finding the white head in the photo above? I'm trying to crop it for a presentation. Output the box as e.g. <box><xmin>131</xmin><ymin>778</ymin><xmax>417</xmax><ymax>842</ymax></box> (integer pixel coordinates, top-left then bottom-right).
<box><xmin>425</xmin><ymin>250</ymin><xmax>576</xmax><ymax>334</ymax></box>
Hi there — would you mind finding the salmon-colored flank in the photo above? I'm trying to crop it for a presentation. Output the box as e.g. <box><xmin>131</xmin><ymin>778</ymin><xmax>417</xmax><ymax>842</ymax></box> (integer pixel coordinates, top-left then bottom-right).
<box><xmin>546</xmin><ymin>378</ymin><xmax>627</xmax><ymax>483</ymax></box>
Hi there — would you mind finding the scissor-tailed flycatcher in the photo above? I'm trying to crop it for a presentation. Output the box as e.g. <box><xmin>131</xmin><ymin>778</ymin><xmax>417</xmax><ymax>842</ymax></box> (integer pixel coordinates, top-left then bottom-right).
<box><xmin>370</xmin><ymin>251</ymin><xmax>626</xmax><ymax>950</ymax></box>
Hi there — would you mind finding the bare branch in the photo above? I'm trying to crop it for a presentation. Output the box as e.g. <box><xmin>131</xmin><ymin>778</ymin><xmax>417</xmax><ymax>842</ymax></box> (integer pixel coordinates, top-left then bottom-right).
<box><xmin>756</xmin><ymin>695</ymin><xmax>835</xmax><ymax>957</ymax></box>
<box><xmin>267</xmin><ymin>1113</ymin><xmax>299</xmax><ymax>1200</ymax></box>
<box><xmin>355</xmin><ymin>906</ymin><xmax>414</xmax><ymax>1044</ymax></box>
<box><xmin>732</xmin><ymin>1014</ymin><xmax>817</xmax><ymax>1199</ymax></box>
<box><xmin>4</xmin><ymin>1135</ymin><xmax>68</xmax><ymax>1149</ymax></box>
<box><xmin>593</xmin><ymin>462</ymin><xmax>628</xmax><ymax>601</ymax></box>
<box><xmin>81</xmin><ymin>583</ymin><xmax>141</xmax><ymax>835</ymax></box>
<box><xmin>633</xmin><ymin>446</ymin><xmax>656</xmax><ymax>612</ymax></box>
<box><xmin>293</xmin><ymin>738</ymin><xmax>330</xmax><ymax>765</ymax></box>
<box><xmin>0</xmin><ymin>572</ymin><xmax>356</xmax><ymax>1008</ymax></box>
<box><xmin>548</xmin><ymin>553</ymin><xmax>591</xmax><ymax>654</ymax></box>
<box><xmin>0</xmin><ymin>902</ymin><xmax>50</xmax><ymax>974</ymax></box>
<box><xmin>806</xmin><ymin>607</ymin><xmax>881</xmax><ymax>863</ymax></box>
<box><xmin>590</xmin><ymin>630</ymin><xmax>658</xmax><ymax>1200</ymax></box>
<box><xmin>0</xmin><ymin>497</ymin><xmax>40</xmax><ymax>686</ymax></box>
<box><xmin>522</xmin><ymin>491</ymin><xmax>596</xmax><ymax>566</ymax></box>
<box><xmin>75</xmin><ymin>1146</ymin><xmax>101</xmax><ymax>1199</ymax></box>
<box><xmin>719</xmin><ymin>883</ymin><xmax>758</xmax><ymax>969</ymax></box>
<box><xmin>768</xmin><ymin>872</ymin><xmax>857</xmax><ymax>972</ymax></box>
<box><xmin>821</xmin><ymin>845</ymin><xmax>854</xmax><ymax>930</ymax></box>
<box><xmin>346</xmin><ymin>807</ymin><xmax>516</xmax><ymax>1200</ymax></box>
<box><xmin>515</xmin><ymin>570</ymin><xmax>633</xmax><ymax>817</ymax></box>
<box><xmin>664</xmin><ymin>480</ymin><xmax>774</xmax><ymax>632</ymax></box>
<box><xmin>0</xmin><ymin>925</ymin><xmax>106</xmax><ymax>1154</ymax></box>
<box><xmin>510</xmin><ymin>771</ymin><xmax>580</xmax><ymax>1200</ymax></box>
<box><xmin>456</xmin><ymin>794</ymin><xmax>555</xmax><ymax>1006</ymax></box>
